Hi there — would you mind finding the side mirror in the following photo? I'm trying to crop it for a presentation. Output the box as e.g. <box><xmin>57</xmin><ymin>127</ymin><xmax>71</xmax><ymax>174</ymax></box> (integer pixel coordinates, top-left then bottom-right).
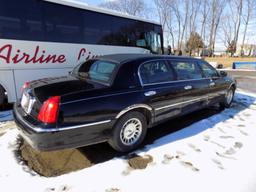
<box><xmin>219</xmin><ymin>71</ymin><xmax>227</xmax><ymax>77</ymax></box>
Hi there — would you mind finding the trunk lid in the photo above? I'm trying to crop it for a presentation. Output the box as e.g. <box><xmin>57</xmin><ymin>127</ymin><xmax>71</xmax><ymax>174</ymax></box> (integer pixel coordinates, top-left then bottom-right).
<box><xmin>30</xmin><ymin>75</ymin><xmax>105</xmax><ymax>102</ymax></box>
<box><xmin>21</xmin><ymin>75</ymin><xmax>107</xmax><ymax>121</ymax></box>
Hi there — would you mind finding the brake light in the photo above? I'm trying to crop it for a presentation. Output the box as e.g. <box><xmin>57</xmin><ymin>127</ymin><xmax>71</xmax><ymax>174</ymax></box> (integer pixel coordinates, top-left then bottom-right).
<box><xmin>38</xmin><ymin>96</ymin><xmax>60</xmax><ymax>124</ymax></box>
<box><xmin>21</xmin><ymin>82</ymin><xmax>30</xmax><ymax>93</ymax></box>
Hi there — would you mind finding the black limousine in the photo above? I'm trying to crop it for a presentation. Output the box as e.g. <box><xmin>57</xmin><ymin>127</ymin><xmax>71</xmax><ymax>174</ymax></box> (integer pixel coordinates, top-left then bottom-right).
<box><xmin>14</xmin><ymin>54</ymin><xmax>236</xmax><ymax>152</ymax></box>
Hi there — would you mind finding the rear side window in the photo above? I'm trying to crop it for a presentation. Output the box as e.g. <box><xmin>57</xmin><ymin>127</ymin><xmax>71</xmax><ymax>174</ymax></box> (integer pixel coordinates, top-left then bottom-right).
<box><xmin>139</xmin><ymin>60</ymin><xmax>175</xmax><ymax>84</ymax></box>
<box><xmin>72</xmin><ymin>60</ymin><xmax>117</xmax><ymax>85</ymax></box>
<box><xmin>170</xmin><ymin>61</ymin><xmax>203</xmax><ymax>80</ymax></box>
<box><xmin>198</xmin><ymin>61</ymin><xmax>219</xmax><ymax>78</ymax></box>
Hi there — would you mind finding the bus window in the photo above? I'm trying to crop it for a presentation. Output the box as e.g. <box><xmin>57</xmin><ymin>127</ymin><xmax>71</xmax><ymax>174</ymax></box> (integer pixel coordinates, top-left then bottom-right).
<box><xmin>0</xmin><ymin>0</ymin><xmax>43</xmax><ymax>41</ymax></box>
<box><xmin>145</xmin><ymin>31</ymin><xmax>162</xmax><ymax>54</ymax></box>
<box><xmin>43</xmin><ymin>1</ymin><xmax>83</xmax><ymax>43</ymax></box>
<box><xmin>136</xmin><ymin>31</ymin><xmax>162</xmax><ymax>54</ymax></box>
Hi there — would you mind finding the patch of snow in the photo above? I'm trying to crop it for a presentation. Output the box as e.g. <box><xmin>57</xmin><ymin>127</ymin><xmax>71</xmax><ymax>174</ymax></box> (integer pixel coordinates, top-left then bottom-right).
<box><xmin>1</xmin><ymin>91</ymin><xmax>256</xmax><ymax>192</ymax></box>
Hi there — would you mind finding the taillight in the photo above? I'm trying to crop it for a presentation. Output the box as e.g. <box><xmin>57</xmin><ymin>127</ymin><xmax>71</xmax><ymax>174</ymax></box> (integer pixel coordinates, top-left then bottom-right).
<box><xmin>21</xmin><ymin>82</ymin><xmax>30</xmax><ymax>93</ymax></box>
<box><xmin>38</xmin><ymin>96</ymin><xmax>60</xmax><ymax>124</ymax></box>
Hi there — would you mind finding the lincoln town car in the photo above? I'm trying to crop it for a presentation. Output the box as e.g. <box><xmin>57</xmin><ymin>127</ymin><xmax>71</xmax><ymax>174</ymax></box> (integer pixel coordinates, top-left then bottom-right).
<box><xmin>13</xmin><ymin>54</ymin><xmax>236</xmax><ymax>152</ymax></box>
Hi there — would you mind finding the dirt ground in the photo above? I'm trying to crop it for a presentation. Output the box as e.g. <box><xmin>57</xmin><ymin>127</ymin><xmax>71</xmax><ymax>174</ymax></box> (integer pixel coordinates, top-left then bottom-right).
<box><xmin>20</xmin><ymin>142</ymin><xmax>154</xmax><ymax>177</ymax></box>
<box><xmin>204</xmin><ymin>57</ymin><xmax>256</xmax><ymax>68</ymax></box>
<box><xmin>127</xmin><ymin>154</ymin><xmax>153</xmax><ymax>169</ymax></box>
<box><xmin>21</xmin><ymin>141</ymin><xmax>92</xmax><ymax>177</ymax></box>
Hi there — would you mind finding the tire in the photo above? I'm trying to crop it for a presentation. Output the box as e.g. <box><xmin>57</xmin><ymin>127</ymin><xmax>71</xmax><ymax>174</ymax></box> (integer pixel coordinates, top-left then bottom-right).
<box><xmin>0</xmin><ymin>85</ymin><xmax>5</xmax><ymax>105</ymax></box>
<box><xmin>220</xmin><ymin>87</ymin><xmax>235</xmax><ymax>108</ymax></box>
<box><xmin>108</xmin><ymin>111</ymin><xmax>147</xmax><ymax>152</ymax></box>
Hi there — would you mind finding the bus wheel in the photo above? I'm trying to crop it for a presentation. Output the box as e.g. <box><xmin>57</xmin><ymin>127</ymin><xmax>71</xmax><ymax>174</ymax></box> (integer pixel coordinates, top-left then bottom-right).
<box><xmin>0</xmin><ymin>85</ymin><xmax>5</xmax><ymax>105</ymax></box>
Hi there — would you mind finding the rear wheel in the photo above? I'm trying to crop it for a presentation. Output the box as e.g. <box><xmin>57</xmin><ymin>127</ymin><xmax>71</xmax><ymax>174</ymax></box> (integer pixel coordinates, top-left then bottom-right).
<box><xmin>108</xmin><ymin>111</ymin><xmax>147</xmax><ymax>152</ymax></box>
<box><xmin>220</xmin><ymin>87</ymin><xmax>235</xmax><ymax>108</ymax></box>
<box><xmin>0</xmin><ymin>86</ymin><xmax>5</xmax><ymax>105</ymax></box>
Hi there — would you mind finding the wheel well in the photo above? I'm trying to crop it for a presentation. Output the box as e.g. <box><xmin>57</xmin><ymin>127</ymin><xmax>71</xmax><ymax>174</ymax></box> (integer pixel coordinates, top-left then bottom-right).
<box><xmin>231</xmin><ymin>84</ymin><xmax>236</xmax><ymax>90</ymax></box>
<box><xmin>131</xmin><ymin>108</ymin><xmax>152</xmax><ymax>125</ymax></box>
<box><xmin>116</xmin><ymin>105</ymin><xmax>153</xmax><ymax>126</ymax></box>
<box><xmin>0</xmin><ymin>84</ymin><xmax>8</xmax><ymax>104</ymax></box>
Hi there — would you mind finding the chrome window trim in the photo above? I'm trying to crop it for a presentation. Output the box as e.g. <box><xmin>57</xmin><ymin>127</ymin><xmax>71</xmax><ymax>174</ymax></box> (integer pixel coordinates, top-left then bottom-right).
<box><xmin>137</xmin><ymin>59</ymin><xmax>212</xmax><ymax>87</ymax></box>
<box><xmin>155</xmin><ymin>96</ymin><xmax>208</xmax><ymax>111</ymax></box>
<box><xmin>140</xmin><ymin>77</ymin><xmax>212</xmax><ymax>86</ymax></box>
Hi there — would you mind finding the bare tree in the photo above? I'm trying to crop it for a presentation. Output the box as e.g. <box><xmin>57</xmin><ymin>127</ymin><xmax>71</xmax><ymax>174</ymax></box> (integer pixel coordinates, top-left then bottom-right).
<box><xmin>208</xmin><ymin>0</ymin><xmax>227</xmax><ymax>55</ymax></box>
<box><xmin>221</xmin><ymin>13</ymin><xmax>234</xmax><ymax>50</ymax></box>
<box><xmin>180</xmin><ymin>0</ymin><xmax>189</xmax><ymax>50</ymax></box>
<box><xmin>170</xmin><ymin>0</ymin><xmax>190</xmax><ymax>51</ymax></box>
<box><xmin>229</xmin><ymin>0</ymin><xmax>243</xmax><ymax>52</ymax></box>
<box><xmin>170</xmin><ymin>0</ymin><xmax>181</xmax><ymax>50</ymax></box>
<box><xmin>99</xmin><ymin>0</ymin><xmax>148</xmax><ymax>17</ymax></box>
<box><xmin>154</xmin><ymin>0</ymin><xmax>173</xmax><ymax>50</ymax></box>
<box><xmin>241</xmin><ymin>0</ymin><xmax>255</xmax><ymax>52</ymax></box>
<box><xmin>220</xmin><ymin>12</ymin><xmax>242</xmax><ymax>56</ymax></box>
<box><xmin>154</xmin><ymin>0</ymin><xmax>170</xmax><ymax>28</ymax></box>
<box><xmin>188</xmin><ymin>0</ymin><xmax>201</xmax><ymax>34</ymax></box>
<box><xmin>199</xmin><ymin>0</ymin><xmax>210</xmax><ymax>45</ymax></box>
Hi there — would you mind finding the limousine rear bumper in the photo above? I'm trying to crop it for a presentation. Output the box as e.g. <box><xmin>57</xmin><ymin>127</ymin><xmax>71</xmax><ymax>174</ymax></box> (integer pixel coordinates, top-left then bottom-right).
<box><xmin>13</xmin><ymin>103</ymin><xmax>114</xmax><ymax>151</ymax></box>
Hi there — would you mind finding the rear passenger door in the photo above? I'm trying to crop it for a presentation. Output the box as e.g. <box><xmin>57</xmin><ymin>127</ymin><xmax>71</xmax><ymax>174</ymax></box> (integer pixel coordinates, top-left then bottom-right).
<box><xmin>139</xmin><ymin>60</ymin><xmax>184</xmax><ymax>122</ymax></box>
<box><xmin>169</xmin><ymin>60</ymin><xmax>209</xmax><ymax>114</ymax></box>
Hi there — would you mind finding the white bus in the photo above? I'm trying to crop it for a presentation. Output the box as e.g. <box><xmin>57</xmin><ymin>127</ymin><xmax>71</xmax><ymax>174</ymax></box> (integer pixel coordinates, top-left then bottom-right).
<box><xmin>0</xmin><ymin>0</ymin><xmax>163</xmax><ymax>104</ymax></box>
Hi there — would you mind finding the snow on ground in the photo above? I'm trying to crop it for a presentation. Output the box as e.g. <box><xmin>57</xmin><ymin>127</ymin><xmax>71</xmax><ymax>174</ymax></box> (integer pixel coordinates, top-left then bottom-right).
<box><xmin>0</xmin><ymin>110</ymin><xmax>13</xmax><ymax>122</ymax></box>
<box><xmin>1</xmin><ymin>91</ymin><xmax>256</xmax><ymax>192</ymax></box>
<box><xmin>0</xmin><ymin>110</ymin><xmax>14</xmax><ymax>136</ymax></box>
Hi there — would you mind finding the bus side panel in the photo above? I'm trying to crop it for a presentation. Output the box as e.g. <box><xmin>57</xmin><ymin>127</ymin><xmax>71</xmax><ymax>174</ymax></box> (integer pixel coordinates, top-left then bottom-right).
<box><xmin>14</xmin><ymin>68</ymin><xmax>72</xmax><ymax>99</ymax></box>
<box><xmin>0</xmin><ymin>70</ymin><xmax>17</xmax><ymax>103</ymax></box>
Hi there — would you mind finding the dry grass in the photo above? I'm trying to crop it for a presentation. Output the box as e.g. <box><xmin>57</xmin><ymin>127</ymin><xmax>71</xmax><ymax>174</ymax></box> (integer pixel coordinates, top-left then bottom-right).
<box><xmin>204</xmin><ymin>57</ymin><xmax>256</xmax><ymax>68</ymax></box>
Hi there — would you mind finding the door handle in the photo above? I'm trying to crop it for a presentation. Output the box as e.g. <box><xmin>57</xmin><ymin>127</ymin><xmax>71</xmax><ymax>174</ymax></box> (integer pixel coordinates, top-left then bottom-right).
<box><xmin>144</xmin><ymin>91</ymin><xmax>156</xmax><ymax>96</ymax></box>
<box><xmin>209</xmin><ymin>82</ymin><xmax>215</xmax><ymax>87</ymax></box>
<box><xmin>184</xmin><ymin>85</ymin><xmax>192</xmax><ymax>90</ymax></box>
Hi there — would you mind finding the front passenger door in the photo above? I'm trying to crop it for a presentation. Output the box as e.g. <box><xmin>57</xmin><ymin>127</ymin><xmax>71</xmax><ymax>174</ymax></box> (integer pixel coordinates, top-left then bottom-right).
<box><xmin>198</xmin><ymin>61</ymin><xmax>227</xmax><ymax>105</ymax></box>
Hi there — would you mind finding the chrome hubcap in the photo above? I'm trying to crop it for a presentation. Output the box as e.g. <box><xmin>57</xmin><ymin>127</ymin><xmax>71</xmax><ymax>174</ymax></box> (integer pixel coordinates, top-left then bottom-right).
<box><xmin>120</xmin><ymin>118</ymin><xmax>142</xmax><ymax>146</ymax></box>
<box><xmin>226</xmin><ymin>89</ymin><xmax>233</xmax><ymax>104</ymax></box>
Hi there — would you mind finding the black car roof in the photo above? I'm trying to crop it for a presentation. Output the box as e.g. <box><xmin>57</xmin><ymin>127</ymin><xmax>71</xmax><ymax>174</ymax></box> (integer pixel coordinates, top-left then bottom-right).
<box><xmin>97</xmin><ymin>54</ymin><xmax>200</xmax><ymax>64</ymax></box>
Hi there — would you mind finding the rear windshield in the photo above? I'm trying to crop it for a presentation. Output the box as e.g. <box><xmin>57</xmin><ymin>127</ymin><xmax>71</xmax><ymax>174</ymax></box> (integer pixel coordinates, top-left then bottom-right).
<box><xmin>72</xmin><ymin>60</ymin><xmax>118</xmax><ymax>85</ymax></box>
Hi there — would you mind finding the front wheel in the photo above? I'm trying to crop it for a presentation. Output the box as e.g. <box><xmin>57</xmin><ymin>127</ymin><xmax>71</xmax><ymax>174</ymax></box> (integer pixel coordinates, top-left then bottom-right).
<box><xmin>220</xmin><ymin>87</ymin><xmax>235</xmax><ymax>108</ymax></box>
<box><xmin>108</xmin><ymin>111</ymin><xmax>147</xmax><ymax>152</ymax></box>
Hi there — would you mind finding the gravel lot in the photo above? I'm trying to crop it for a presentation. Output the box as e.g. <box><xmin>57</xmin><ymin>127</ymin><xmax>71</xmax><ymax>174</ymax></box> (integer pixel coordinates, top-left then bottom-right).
<box><xmin>236</xmin><ymin>77</ymin><xmax>256</xmax><ymax>93</ymax></box>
